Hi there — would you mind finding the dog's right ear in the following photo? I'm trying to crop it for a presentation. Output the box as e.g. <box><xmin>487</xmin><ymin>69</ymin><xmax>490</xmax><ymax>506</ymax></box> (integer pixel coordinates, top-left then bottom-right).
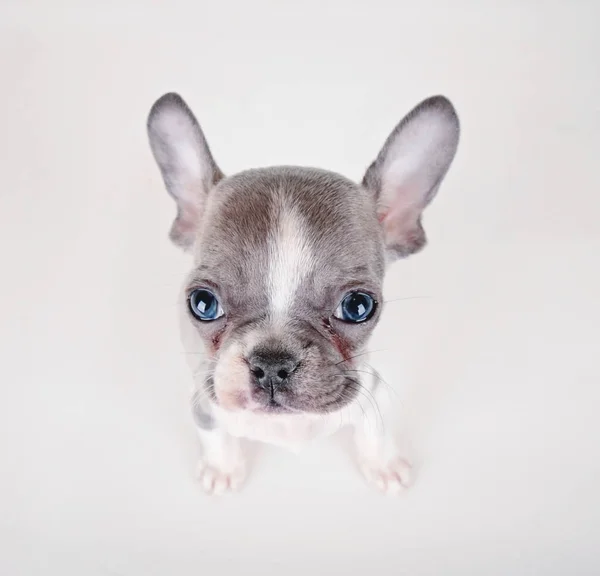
<box><xmin>147</xmin><ymin>93</ymin><xmax>224</xmax><ymax>250</ymax></box>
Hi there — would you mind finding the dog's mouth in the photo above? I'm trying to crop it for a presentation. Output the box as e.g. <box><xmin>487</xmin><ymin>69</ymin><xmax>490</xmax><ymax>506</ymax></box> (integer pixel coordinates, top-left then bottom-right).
<box><xmin>249</xmin><ymin>385</ymin><xmax>304</xmax><ymax>414</ymax></box>
<box><xmin>252</xmin><ymin>376</ymin><xmax>357</xmax><ymax>415</ymax></box>
<box><xmin>207</xmin><ymin>361</ymin><xmax>359</xmax><ymax>415</ymax></box>
<box><xmin>207</xmin><ymin>373</ymin><xmax>297</xmax><ymax>413</ymax></box>
<box><xmin>254</xmin><ymin>398</ymin><xmax>295</xmax><ymax>414</ymax></box>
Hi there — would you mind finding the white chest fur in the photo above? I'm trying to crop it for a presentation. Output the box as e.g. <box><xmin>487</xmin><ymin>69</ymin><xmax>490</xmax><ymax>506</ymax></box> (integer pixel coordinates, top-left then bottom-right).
<box><xmin>213</xmin><ymin>405</ymin><xmax>355</xmax><ymax>452</ymax></box>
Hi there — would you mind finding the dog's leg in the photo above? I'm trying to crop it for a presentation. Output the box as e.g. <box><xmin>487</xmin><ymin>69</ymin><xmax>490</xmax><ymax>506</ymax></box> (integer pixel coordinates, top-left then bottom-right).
<box><xmin>351</xmin><ymin>369</ymin><xmax>412</xmax><ymax>495</ymax></box>
<box><xmin>192</xmin><ymin>392</ymin><xmax>247</xmax><ymax>495</ymax></box>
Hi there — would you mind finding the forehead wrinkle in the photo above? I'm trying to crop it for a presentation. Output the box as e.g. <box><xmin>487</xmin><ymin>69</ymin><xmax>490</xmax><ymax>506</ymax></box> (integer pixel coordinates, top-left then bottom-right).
<box><xmin>189</xmin><ymin>167</ymin><xmax>384</xmax><ymax>324</ymax></box>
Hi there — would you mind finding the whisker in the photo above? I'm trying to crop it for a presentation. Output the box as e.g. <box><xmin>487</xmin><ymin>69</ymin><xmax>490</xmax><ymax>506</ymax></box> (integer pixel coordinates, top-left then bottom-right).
<box><xmin>191</xmin><ymin>387</ymin><xmax>210</xmax><ymax>405</ymax></box>
<box><xmin>341</xmin><ymin>390</ymin><xmax>366</xmax><ymax>428</ymax></box>
<box><xmin>345</xmin><ymin>380</ymin><xmax>384</xmax><ymax>435</ymax></box>
<box><xmin>383</xmin><ymin>295</ymin><xmax>431</xmax><ymax>304</ymax></box>
<box><xmin>333</xmin><ymin>381</ymin><xmax>367</xmax><ymax>426</ymax></box>
<box><xmin>366</xmin><ymin>363</ymin><xmax>402</xmax><ymax>401</ymax></box>
<box><xmin>342</xmin><ymin>383</ymin><xmax>367</xmax><ymax>420</ymax></box>
<box><xmin>343</xmin><ymin>367</ymin><xmax>398</xmax><ymax>398</ymax></box>
<box><xmin>335</xmin><ymin>348</ymin><xmax>388</xmax><ymax>366</ymax></box>
<box><xmin>335</xmin><ymin>374</ymin><xmax>384</xmax><ymax>434</ymax></box>
<box><xmin>346</xmin><ymin>366</ymin><xmax>403</xmax><ymax>409</ymax></box>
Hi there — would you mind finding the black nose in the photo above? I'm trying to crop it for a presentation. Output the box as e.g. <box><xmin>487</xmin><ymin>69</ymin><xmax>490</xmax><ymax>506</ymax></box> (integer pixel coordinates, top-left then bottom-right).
<box><xmin>248</xmin><ymin>351</ymin><xmax>299</xmax><ymax>390</ymax></box>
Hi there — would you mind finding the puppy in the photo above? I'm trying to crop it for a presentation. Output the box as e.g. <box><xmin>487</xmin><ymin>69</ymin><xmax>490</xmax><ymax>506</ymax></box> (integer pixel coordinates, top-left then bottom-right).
<box><xmin>147</xmin><ymin>93</ymin><xmax>459</xmax><ymax>495</ymax></box>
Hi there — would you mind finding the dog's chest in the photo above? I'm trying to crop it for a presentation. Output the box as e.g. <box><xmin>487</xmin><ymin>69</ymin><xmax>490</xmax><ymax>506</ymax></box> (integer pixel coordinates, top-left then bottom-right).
<box><xmin>216</xmin><ymin>409</ymin><xmax>345</xmax><ymax>452</ymax></box>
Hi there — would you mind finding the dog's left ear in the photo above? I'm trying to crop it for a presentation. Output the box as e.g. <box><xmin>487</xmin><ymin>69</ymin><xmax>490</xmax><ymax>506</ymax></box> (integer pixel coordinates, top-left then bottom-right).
<box><xmin>363</xmin><ymin>96</ymin><xmax>460</xmax><ymax>260</ymax></box>
<box><xmin>147</xmin><ymin>93</ymin><xmax>224</xmax><ymax>250</ymax></box>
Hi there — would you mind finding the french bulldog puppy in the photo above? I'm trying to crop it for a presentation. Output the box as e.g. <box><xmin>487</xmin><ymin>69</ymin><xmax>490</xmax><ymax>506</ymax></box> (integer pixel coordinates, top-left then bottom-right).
<box><xmin>147</xmin><ymin>93</ymin><xmax>459</xmax><ymax>495</ymax></box>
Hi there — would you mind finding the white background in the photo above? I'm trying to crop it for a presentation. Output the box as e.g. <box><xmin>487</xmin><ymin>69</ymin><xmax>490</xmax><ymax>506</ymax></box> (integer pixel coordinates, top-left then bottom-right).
<box><xmin>1</xmin><ymin>1</ymin><xmax>599</xmax><ymax>574</ymax></box>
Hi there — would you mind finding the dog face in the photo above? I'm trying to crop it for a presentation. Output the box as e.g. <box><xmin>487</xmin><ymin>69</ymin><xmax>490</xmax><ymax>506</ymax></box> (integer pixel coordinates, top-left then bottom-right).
<box><xmin>147</xmin><ymin>94</ymin><xmax>459</xmax><ymax>415</ymax></box>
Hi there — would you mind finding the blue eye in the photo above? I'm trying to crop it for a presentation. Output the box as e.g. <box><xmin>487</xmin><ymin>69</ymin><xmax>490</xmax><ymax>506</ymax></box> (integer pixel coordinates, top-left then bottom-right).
<box><xmin>188</xmin><ymin>289</ymin><xmax>224</xmax><ymax>321</ymax></box>
<box><xmin>334</xmin><ymin>291</ymin><xmax>376</xmax><ymax>323</ymax></box>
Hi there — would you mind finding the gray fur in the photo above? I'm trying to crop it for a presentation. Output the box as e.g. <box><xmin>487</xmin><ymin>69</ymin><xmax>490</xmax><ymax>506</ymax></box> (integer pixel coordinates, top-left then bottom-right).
<box><xmin>187</xmin><ymin>166</ymin><xmax>385</xmax><ymax>412</ymax></box>
<box><xmin>147</xmin><ymin>93</ymin><xmax>460</xmax><ymax>415</ymax></box>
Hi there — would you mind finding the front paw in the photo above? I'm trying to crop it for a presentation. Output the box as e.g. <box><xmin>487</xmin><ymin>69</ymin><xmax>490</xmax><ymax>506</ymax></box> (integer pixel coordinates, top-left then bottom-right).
<box><xmin>195</xmin><ymin>457</ymin><xmax>247</xmax><ymax>495</ymax></box>
<box><xmin>358</xmin><ymin>455</ymin><xmax>412</xmax><ymax>495</ymax></box>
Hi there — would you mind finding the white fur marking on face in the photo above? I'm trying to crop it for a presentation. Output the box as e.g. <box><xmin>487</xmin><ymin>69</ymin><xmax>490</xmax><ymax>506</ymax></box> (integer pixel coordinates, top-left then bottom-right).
<box><xmin>213</xmin><ymin>341</ymin><xmax>252</xmax><ymax>411</ymax></box>
<box><xmin>268</xmin><ymin>207</ymin><xmax>313</xmax><ymax>317</ymax></box>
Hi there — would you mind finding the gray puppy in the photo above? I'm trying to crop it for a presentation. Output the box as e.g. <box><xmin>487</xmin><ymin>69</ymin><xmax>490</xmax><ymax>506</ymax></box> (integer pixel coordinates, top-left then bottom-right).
<box><xmin>147</xmin><ymin>93</ymin><xmax>459</xmax><ymax>495</ymax></box>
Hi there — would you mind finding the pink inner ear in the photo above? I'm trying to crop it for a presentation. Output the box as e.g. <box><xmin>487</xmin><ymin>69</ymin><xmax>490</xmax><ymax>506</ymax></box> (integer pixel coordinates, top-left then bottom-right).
<box><xmin>378</xmin><ymin>190</ymin><xmax>421</xmax><ymax>240</ymax></box>
<box><xmin>174</xmin><ymin>214</ymin><xmax>197</xmax><ymax>236</ymax></box>
<box><xmin>381</xmin><ymin>211</ymin><xmax>416</xmax><ymax>243</ymax></box>
<box><xmin>377</xmin><ymin>190</ymin><xmax>426</xmax><ymax>255</ymax></box>
<box><xmin>170</xmin><ymin>200</ymin><xmax>201</xmax><ymax>248</ymax></box>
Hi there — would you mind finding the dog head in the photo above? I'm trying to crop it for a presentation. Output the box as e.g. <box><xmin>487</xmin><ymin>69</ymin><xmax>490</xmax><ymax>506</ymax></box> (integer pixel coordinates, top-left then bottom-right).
<box><xmin>147</xmin><ymin>93</ymin><xmax>459</xmax><ymax>415</ymax></box>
